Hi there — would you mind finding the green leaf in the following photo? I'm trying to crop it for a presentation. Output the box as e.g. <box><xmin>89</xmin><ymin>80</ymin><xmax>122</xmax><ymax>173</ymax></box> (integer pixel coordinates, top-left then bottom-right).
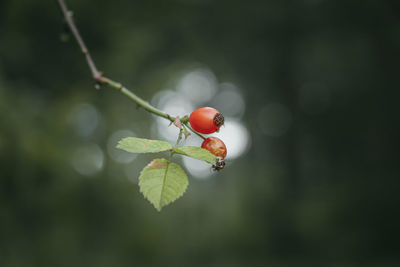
<box><xmin>173</xmin><ymin>146</ymin><xmax>216</xmax><ymax>164</ymax></box>
<box><xmin>139</xmin><ymin>158</ymin><xmax>188</xmax><ymax>211</ymax></box>
<box><xmin>117</xmin><ymin>137</ymin><xmax>172</xmax><ymax>154</ymax></box>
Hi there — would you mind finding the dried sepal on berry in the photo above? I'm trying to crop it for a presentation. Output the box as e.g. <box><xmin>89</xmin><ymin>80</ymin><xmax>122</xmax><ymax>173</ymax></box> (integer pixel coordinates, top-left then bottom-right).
<box><xmin>212</xmin><ymin>157</ymin><xmax>226</xmax><ymax>171</ymax></box>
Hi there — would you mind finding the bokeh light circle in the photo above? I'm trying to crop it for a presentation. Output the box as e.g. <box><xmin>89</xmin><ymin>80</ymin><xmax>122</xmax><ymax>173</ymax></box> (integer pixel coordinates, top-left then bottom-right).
<box><xmin>67</xmin><ymin>103</ymin><xmax>100</xmax><ymax>137</ymax></box>
<box><xmin>212</xmin><ymin>118</ymin><xmax>251</xmax><ymax>160</ymax></box>
<box><xmin>209</xmin><ymin>83</ymin><xmax>246</xmax><ymax>118</ymax></box>
<box><xmin>71</xmin><ymin>143</ymin><xmax>104</xmax><ymax>176</ymax></box>
<box><xmin>151</xmin><ymin>90</ymin><xmax>194</xmax><ymax>143</ymax></box>
<box><xmin>177</xmin><ymin>68</ymin><xmax>217</xmax><ymax>105</ymax></box>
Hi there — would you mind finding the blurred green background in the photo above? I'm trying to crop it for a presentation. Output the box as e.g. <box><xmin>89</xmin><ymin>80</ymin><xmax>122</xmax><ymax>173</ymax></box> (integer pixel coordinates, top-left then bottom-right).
<box><xmin>1</xmin><ymin>0</ymin><xmax>399</xmax><ymax>266</ymax></box>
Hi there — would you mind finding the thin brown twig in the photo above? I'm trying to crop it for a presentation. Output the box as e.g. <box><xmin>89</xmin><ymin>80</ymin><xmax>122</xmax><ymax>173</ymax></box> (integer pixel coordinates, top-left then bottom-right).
<box><xmin>57</xmin><ymin>0</ymin><xmax>101</xmax><ymax>80</ymax></box>
<box><xmin>56</xmin><ymin>0</ymin><xmax>208</xmax><ymax>140</ymax></box>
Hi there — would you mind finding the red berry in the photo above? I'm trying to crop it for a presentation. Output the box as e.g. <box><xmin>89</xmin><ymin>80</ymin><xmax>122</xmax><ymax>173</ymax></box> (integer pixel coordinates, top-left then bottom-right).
<box><xmin>189</xmin><ymin>107</ymin><xmax>224</xmax><ymax>134</ymax></box>
<box><xmin>201</xmin><ymin>137</ymin><xmax>227</xmax><ymax>159</ymax></box>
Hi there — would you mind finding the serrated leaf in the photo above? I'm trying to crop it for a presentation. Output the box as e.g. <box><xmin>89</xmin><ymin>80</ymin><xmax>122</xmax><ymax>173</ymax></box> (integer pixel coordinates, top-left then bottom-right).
<box><xmin>173</xmin><ymin>146</ymin><xmax>216</xmax><ymax>164</ymax></box>
<box><xmin>139</xmin><ymin>158</ymin><xmax>188</xmax><ymax>211</ymax></box>
<box><xmin>117</xmin><ymin>137</ymin><xmax>172</xmax><ymax>154</ymax></box>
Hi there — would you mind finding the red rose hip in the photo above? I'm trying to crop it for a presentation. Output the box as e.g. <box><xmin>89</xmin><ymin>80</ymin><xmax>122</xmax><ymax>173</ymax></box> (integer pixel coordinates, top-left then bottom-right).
<box><xmin>189</xmin><ymin>107</ymin><xmax>224</xmax><ymax>134</ymax></box>
<box><xmin>201</xmin><ymin>137</ymin><xmax>227</xmax><ymax>159</ymax></box>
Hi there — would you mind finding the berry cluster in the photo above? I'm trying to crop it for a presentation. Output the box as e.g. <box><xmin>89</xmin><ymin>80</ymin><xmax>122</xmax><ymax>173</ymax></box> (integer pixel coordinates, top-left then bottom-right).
<box><xmin>189</xmin><ymin>107</ymin><xmax>227</xmax><ymax>171</ymax></box>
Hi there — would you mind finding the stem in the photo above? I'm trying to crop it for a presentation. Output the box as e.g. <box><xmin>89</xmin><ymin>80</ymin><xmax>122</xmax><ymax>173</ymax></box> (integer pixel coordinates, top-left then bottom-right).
<box><xmin>174</xmin><ymin>129</ymin><xmax>183</xmax><ymax>147</ymax></box>
<box><xmin>57</xmin><ymin>0</ymin><xmax>177</xmax><ymax>122</ymax></box>
<box><xmin>56</xmin><ymin>0</ymin><xmax>204</xmax><ymax>140</ymax></box>
<box><xmin>57</xmin><ymin>0</ymin><xmax>101</xmax><ymax>80</ymax></box>
<box><xmin>183</xmin><ymin>123</ymin><xmax>206</xmax><ymax>140</ymax></box>
<box><xmin>98</xmin><ymin>77</ymin><xmax>173</xmax><ymax>121</ymax></box>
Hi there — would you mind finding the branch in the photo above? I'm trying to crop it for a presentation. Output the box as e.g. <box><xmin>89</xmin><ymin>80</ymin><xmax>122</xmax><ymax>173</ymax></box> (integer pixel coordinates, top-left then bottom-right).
<box><xmin>98</xmin><ymin>77</ymin><xmax>173</xmax><ymax>121</ymax></box>
<box><xmin>57</xmin><ymin>0</ymin><xmax>101</xmax><ymax>80</ymax></box>
<box><xmin>183</xmin><ymin>124</ymin><xmax>206</xmax><ymax>140</ymax></box>
<box><xmin>57</xmin><ymin>0</ymin><xmax>207</xmax><ymax>139</ymax></box>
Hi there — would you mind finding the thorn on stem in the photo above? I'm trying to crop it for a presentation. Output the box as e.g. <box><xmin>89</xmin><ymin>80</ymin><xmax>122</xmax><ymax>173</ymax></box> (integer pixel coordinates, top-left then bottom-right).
<box><xmin>173</xmin><ymin>116</ymin><xmax>182</xmax><ymax>129</ymax></box>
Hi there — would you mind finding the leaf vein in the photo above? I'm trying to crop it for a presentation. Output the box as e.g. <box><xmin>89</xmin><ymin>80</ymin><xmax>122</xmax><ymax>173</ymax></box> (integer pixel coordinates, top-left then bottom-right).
<box><xmin>159</xmin><ymin>160</ymin><xmax>169</xmax><ymax>208</ymax></box>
